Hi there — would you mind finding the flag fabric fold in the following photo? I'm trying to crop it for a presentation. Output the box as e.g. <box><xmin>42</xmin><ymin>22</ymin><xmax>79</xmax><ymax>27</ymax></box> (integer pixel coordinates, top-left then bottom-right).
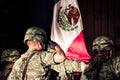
<box><xmin>51</xmin><ymin>0</ymin><xmax>91</xmax><ymax>62</ymax></box>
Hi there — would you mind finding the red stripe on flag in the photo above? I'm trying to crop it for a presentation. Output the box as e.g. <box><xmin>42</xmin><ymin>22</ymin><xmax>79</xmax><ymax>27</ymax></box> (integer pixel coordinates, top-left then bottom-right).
<box><xmin>66</xmin><ymin>30</ymin><xmax>91</xmax><ymax>62</ymax></box>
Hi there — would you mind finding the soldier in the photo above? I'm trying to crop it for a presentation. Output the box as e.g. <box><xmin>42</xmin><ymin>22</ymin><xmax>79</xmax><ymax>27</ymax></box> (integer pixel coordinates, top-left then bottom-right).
<box><xmin>84</xmin><ymin>36</ymin><xmax>120</xmax><ymax>80</ymax></box>
<box><xmin>7</xmin><ymin>26</ymin><xmax>65</xmax><ymax>80</ymax></box>
<box><xmin>0</xmin><ymin>48</ymin><xmax>20</xmax><ymax>80</ymax></box>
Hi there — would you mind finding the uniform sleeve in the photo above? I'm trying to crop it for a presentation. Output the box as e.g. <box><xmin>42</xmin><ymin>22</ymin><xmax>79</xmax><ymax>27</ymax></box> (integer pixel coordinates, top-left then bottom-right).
<box><xmin>112</xmin><ymin>57</ymin><xmax>120</xmax><ymax>76</ymax></box>
<box><xmin>64</xmin><ymin>59</ymin><xmax>82</xmax><ymax>73</ymax></box>
<box><xmin>51</xmin><ymin>59</ymin><xmax>81</xmax><ymax>74</ymax></box>
<box><xmin>51</xmin><ymin>59</ymin><xmax>82</xmax><ymax>79</ymax></box>
<box><xmin>40</xmin><ymin>51</ymin><xmax>55</xmax><ymax>65</ymax></box>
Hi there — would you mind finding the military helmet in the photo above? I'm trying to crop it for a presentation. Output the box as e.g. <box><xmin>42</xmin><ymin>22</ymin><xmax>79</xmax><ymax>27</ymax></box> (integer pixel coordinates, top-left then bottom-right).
<box><xmin>24</xmin><ymin>26</ymin><xmax>47</xmax><ymax>44</ymax></box>
<box><xmin>92</xmin><ymin>36</ymin><xmax>113</xmax><ymax>51</ymax></box>
<box><xmin>1</xmin><ymin>48</ymin><xmax>20</xmax><ymax>63</ymax></box>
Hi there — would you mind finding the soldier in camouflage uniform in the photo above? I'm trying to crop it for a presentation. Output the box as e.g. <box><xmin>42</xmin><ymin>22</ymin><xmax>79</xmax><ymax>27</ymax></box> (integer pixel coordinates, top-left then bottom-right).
<box><xmin>84</xmin><ymin>36</ymin><xmax>120</xmax><ymax>80</ymax></box>
<box><xmin>0</xmin><ymin>48</ymin><xmax>20</xmax><ymax>80</ymax></box>
<box><xmin>7</xmin><ymin>26</ymin><xmax>65</xmax><ymax>80</ymax></box>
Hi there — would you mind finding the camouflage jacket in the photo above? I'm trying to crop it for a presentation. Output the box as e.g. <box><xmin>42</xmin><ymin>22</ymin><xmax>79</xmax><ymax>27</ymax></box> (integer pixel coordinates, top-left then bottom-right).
<box><xmin>51</xmin><ymin>59</ymin><xmax>82</xmax><ymax>80</ymax></box>
<box><xmin>7</xmin><ymin>48</ymin><xmax>55</xmax><ymax>80</ymax></box>
<box><xmin>84</xmin><ymin>56</ymin><xmax>120</xmax><ymax>80</ymax></box>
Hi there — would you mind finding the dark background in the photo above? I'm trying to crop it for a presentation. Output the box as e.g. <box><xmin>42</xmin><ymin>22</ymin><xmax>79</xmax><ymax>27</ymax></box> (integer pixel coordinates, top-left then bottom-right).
<box><xmin>0</xmin><ymin>0</ymin><xmax>120</xmax><ymax>57</ymax></box>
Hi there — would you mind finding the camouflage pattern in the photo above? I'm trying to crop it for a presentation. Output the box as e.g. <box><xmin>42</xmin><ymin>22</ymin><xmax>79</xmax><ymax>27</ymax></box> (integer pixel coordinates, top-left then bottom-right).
<box><xmin>8</xmin><ymin>26</ymin><xmax>65</xmax><ymax>80</ymax></box>
<box><xmin>51</xmin><ymin>59</ymin><xmax>82</xmax><ymax>80</ymax></box>
<box><xmin>0</xmin><ymin>48</ymin><xmax>20</xmax><ymax>80</ymax></box>
<box><xmin>92</xmin><ymin>36</ymin><xmax>113</xmax><ymax>51</ymax></box>
<box><xmin>84</xmin><ymin>36</ymin><xmax>120</xmax><ymax>80</ymax></box>
<box><xmin>8</xmin><ymin>48</ymin><xmax>55</xmax><ymax>80</ymax></box>
<box><xmin>47</xmin><ymin>41</ymin><xmax>82</xmax><ymax>80</ymax></box>
<box><xmin>1</xmin><ymin>48</ymin><xmax>20</xmax><ymax>63</ymax></box>
<box><xmin>84</xmin><ymin>56</ymin><xmax>120</xmax><ymax>80</ymax></box>
<box><xmin>23</xmin><ymin>26</ymin><xmax>47</xmax><ymax>44</ymax></box>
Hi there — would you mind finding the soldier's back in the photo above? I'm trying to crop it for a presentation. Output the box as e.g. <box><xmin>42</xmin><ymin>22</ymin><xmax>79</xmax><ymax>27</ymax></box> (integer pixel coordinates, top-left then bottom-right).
<box><xmin>8</xmin><ymin>49</ymin><xmax>55</xmax><ymax>80</ymax></box>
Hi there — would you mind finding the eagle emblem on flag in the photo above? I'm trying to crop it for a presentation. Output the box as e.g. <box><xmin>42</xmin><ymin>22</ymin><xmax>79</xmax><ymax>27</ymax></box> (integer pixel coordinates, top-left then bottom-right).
<box><xmin>57</xmin><ymin>4</ymin><xmax>80</xmax><ymax>31</ymax></box>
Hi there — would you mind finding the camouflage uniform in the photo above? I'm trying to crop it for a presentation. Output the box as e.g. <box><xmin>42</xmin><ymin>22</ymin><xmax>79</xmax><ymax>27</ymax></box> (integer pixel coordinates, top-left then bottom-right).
<box><xmin>0</xmin><ymin>48</ymin><xmax>20</xmax><ymax>80</ymax></box>
<box><xmin>48</xmin><ymin>41</ymin><xmax>82</xmax><ymax>80</ymax></box>
<box><xmin>8</xmin><ymin>27</ymin><xmax>65</xmax><ymax>80</ymax></box>
<box><xmin>51</xmin><ymin>59</ymin><xmax>82</xmax><ymax>80</ymax></box>
<box><xmin>84</xmin><ymin>36</ymin><xmax>120</xmax><ymax>80</ymax></box>
<box><xmin>8</xmin><ymin>48</ymin><xmax>56</xmax><ymax>80</ymax></box>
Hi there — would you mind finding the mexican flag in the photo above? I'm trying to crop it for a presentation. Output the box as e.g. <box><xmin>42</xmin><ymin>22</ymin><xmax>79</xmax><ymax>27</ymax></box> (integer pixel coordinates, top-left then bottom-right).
<box><xmin>51</xmin><ymin>0</ymin><xmax>91</xmax><ymax>62</ymax></box>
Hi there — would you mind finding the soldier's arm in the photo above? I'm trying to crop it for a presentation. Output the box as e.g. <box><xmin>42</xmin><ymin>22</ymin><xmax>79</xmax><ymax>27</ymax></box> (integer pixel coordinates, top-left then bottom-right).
<box><xmin>51</xmin><ymin>59</ymin><xmax>83</xmax><ymax>79</ymax></box>
<box><xmin>51</xmin><ymin>59</ymin><xmax>82</xmax><ymax>73</ymax></box>
<box><xmin>53</xmin><ymin>46</ymin><xmax>65</xmax><ymax>63</ymax></box>
<box><xmin>40</xmin><ymin>45</ymin><xmax>65</xmax><ymax>65</ymax></box>
<box><xmin>47</xmin><ymin>41</ymin><xmax>65</xmax><ymax>63</ymax></box>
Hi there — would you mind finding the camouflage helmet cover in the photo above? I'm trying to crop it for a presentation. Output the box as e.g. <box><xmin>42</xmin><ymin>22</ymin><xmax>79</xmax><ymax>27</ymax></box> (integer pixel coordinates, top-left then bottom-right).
<box><xmin>92</xmin><ymin>36</ymin><xmax>113</xmax><ymax>51</ymax></box>
<box><xmin>24</xmin><ymin>26</ymin><xmax>47</xmax><ymax>44</ymax></box>
<box><xmin>1</xmin><ymin>48</ymin><xmax>20</xmax><ymax>62</ymax></box>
